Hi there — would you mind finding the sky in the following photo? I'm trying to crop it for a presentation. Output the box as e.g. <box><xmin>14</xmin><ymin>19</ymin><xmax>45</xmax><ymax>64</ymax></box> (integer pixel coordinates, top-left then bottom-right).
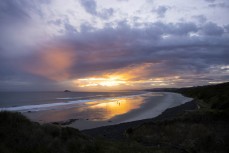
<box><xmin>0</xmin><ymin>0</ymin><xmax>229</xmax><ymax>91</ymax></box>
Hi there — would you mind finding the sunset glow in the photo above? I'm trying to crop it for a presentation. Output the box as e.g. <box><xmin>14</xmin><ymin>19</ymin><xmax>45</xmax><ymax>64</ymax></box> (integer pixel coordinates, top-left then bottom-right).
<box><xmin>87</xmin><ymin>97</ymin><xmax>144</xmax><ymax>121</ymax></box>
<box><xmin>0</xmin><ymin>1</ymin><xmax>228</xmax><ymax>152</ymax></box>
<box><xmin>0</xmin><ymin>0</ymin><xmax>228</xmax><ymax>91</ymax></box>
<box><xmin>23</xmin><ymin>46</ymin><xmax>75</xmax><ymax>81</ymax></box>
<box><xmin>75</xmin><ymin>76</ymin><xmax>127</xmax><ymax>87</ymax></box>
<box><xmin>72</xmin><ymin>73</ymin><xmax>183</xmax><ymax>91</ymax></box>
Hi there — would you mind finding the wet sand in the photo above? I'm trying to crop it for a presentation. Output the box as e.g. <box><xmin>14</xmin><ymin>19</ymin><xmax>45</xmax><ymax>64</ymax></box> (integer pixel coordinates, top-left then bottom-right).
<box><xmin>23</xmin><ymin>92</ymin><xmax>192</xmax><ymax>130</ymax></box>
<box><xmin>83</xmin><ymin>100</ymin><xmax>197</xmax><ymax>139</ymax></box>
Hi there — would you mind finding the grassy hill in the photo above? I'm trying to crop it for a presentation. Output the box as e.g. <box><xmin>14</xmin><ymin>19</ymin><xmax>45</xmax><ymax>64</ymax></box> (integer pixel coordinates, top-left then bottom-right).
<box><xmin>175</xmin><ymin>82</ymin><xmax>229</xmax><ymax>110</ymax></box>
<box><xmin>0</xmin><ymin>111</ymin><xmax>98</xmax><ymax>153</ymax></box>
<box><xmin>128</xmin><ymin>82</ymin><xmax>229</xmax><ymax>153</ymax></box>
<box><xmin>0</xmin><ymin>111</ymin><xmax>166</xmax><ymax>153</ymax></box>
<box><xmin>0</xmin><ymin>82</ymin><xmax>229</xmax><ymax>153</ymax></box>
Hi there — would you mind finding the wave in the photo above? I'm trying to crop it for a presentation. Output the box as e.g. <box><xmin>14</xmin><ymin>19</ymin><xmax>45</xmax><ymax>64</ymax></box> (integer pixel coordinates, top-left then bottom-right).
<box><xmin>0</xmin><ymin>92</ymin><xmax>152</xmax><ymax>112</ymax></box>
<box><xmin>56</xmin><ymin>95</ymin><xmax>105</xmax><ymax>100</ymax></box>
<box><xmin>0</xmin><ymin>99</ymin><xmax>92</xmax><ymax>112</ymax></box>
<box><xmin>56</xmin><ymin>97</ymin><xmax>75</xmax><ymax>100</ymax></box>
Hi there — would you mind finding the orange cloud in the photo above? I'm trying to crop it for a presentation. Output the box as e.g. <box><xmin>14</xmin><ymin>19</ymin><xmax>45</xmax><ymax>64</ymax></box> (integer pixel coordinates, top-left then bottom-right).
<box><xmin>24</xmin><ymin>45</ymin><xmax>75</xmax><ymax>81</ymax></box>
<box><xmin>72</xmin><ymin>63</ymin><xmax>182</xmax><ymax>91</ymax></box>
<box><xmin>73</xmin><ymin>63</ymin><xmax>155</xmax><ymax>90</ymax></box>
<box><xmin>108</xmin><ymin>63</ymin><xmax>154</xmax><ymax>80</ymax></box>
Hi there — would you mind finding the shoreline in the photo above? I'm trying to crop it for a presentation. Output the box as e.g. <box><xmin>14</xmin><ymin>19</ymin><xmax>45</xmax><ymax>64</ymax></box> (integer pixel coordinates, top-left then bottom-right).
<box><xmin>67</xmin><ymin>92</ymin><xmax>192</xmax><ymax>130</ymax></box>
<box><xmin>83</xmin><ymin>99</ymin><xmax>197</xmax><ymax>139</ymax></box>
<box><xmin>21</xmin><ymin>92</ymin><xmax>193</xmax><ymax>130</ymax></box>
<box><xmin>1</xmin><ymin>82</ymin><xmax>227</xmax><ymax>153</ymax></box>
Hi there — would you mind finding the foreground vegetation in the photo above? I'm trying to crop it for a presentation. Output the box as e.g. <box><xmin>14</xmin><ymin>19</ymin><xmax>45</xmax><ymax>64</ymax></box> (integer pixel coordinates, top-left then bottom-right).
<box><xmin>0</xmin><ymin>82</ymin><xmax>229</xmax><ymax>153</ymax></box>
<box><xmin>129</xmin><ymin>82</ymin><xmax>229</xmax><ymax>153</ymax></box>
<box><xmin>175</xmin><ymin>82</ymin><xmax>229</xmax><ymax>110</ymax></box>
<box><xmin>128</xmin><ymin>108</ymin><xmax>229</xmax><ymax>153</ymax></box>
<box><xmin>0</xmin><ymin>112</ymin><xmax>179</xmax><ymax>153</ymax></box>
<box><xmin>0</xmin><ymin>111</ymin><xmax>97</xmax><ymax>153</ymax></box>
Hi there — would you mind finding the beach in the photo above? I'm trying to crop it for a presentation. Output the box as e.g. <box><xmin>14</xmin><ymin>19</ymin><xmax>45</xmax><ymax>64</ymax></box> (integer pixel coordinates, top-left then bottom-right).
<box><xmin>83</xmin><ymin>100</ymin><xmax>197</xmax><ymax>139</ymax></box>
<box><xmin>21</xmin><ymin>92</ymin><xmax>192</xmax><ymax>130</ymax></box>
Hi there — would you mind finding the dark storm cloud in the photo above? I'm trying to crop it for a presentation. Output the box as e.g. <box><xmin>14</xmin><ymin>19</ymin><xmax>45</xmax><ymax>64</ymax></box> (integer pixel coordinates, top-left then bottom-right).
<box><xmin>79</xmin><ymin>0</ymin><xmax>114</xmax><ymax>19</ymax></box>
<box><xmin>2</xmin><ymin>20</ymin><xmax>228</xmax><ymax>83</ymax></box>
<box><xmin>37</xmin><ymin>20</ymin><xmax>228</xmax><ymax>82</ymax></box>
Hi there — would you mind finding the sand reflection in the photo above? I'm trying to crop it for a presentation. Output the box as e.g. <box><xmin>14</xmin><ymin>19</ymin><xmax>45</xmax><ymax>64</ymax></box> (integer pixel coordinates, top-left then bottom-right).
<box><xmin>24</xmin><ymin>95</ymin><xmax>146</xmax><ymax>123</ymax></box>
<box><xmin>86</xmin><ymin>96</ymin><xmax>144</xmax><ymax>121</ymax></box>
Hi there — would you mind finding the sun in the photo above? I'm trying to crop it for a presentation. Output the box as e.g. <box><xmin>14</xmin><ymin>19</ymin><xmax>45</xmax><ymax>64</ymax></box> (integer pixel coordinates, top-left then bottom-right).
<box><xmin>99</xmin><ymin>80</ymin><xmax>126</xmax><ymax>87</ymax></box>
<box><xmin>74</xmin><ymin>75</ymin><xmax>127</xmax><ymax>87</ymax></box>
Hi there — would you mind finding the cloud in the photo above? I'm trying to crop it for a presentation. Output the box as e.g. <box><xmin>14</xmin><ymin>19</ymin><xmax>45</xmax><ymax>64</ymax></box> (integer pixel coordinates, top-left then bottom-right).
<box><xmin>0</xmin><ymin>0</ymin><xmax>229</xmax><ymax>90</ymax></box>
<box><xmin>99</xmin><ymin>8</ymin><xmax>114</xmax><ymax>19</ymax></box>
<box><xmin>208</xmin><ymin>3</ymin><xmax>229</xmax><ymax>8</ymax></box>
<box><xmin>192</xmin><ymin>15</ymin><xmax>207</xmax><ymax>23</ymax></box>
<box><xmin>22</xmin><ymin>45</ymin><xmax>76</xmax><ymax>81</ymax></box>
<box><xmin>116</xmin><ymin>0</ymin><xmax>128</xmax><ymax>2</ymax></box>
<box><xmin>79</xmin><ymin>0</ymin><xmax>97</xmax><ymax>15</ymax></box>
<box><xmin>152</xmin><ymin>6</ymin><xmax>169</xmax><ymax>18</ymax></box>
<box><xmin>79</xmin><ymin>0</ymin><xmax>114</xmax><ymax>19</ymax></box>
<box><xmin>49</xmin><ymin>21</ymin><xmax>229</xmax><ymax>83</ymax></box>
<box><xmin>2</xmin><ymin>19</ymin><xmax>229</xmax><ymax>90</ymax></box>
<box><xmin>0</xmin><ymin>0</ymin><xmax>30</xmax><ymax>23</ymax></box>
<box><xmin>205</xmin><ymin>0</ymin><xmax>216</xmax><ymax>2</ymax></box>
<box><xmin>73</xmin><ymin>63</ymin><xmax>158</xmax><ymax>90</ymax></box>
<box><xmin>224</xmin><ymin>24</ymin><xmax>229</xmax><ymax>33</ymax></box>
<box><xmin>200</xmin><ymin>22</ymin><xmax>224</xmax><ymax>36</ymax></box>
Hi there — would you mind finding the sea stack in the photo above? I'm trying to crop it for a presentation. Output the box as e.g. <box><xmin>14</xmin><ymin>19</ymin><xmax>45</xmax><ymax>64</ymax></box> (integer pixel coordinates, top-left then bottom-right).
<box><xmin>64</xmin><ymin>90</ymin><xmax>71</xmax><ymax>92</ymax></box>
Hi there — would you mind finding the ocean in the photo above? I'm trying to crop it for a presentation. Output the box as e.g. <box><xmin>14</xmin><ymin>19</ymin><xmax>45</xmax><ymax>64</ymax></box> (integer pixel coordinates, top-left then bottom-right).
<box><xmin>0</xmin><ymin>91</ymin><xmax>192</xmax><ymax>129</ymax></box>
<box><xmin>0</xmin><ymin>91</ymin><xmax>146</xmax><ymax>112</ymax></box>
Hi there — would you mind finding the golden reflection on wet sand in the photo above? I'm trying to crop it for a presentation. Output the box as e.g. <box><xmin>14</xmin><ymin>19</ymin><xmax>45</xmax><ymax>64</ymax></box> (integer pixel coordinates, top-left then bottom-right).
<box><xmin>86</xmin><ymin>96</ymin><xmax>144</xmax><ymax>121</ymax></box>
<box><xmin>24</xmin><ymin>94</ymin><xmax>159</xmax><ymax>123</ymax></box>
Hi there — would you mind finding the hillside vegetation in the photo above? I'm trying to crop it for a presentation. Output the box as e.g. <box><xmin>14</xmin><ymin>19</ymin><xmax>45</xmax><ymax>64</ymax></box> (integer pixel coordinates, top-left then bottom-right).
<box><xmin>128</xmin><ymin>82</ymin><xmax>229</xmax><ymax>153</ymax></box>
<box><xmin>175</xmin><ymin>82</ymin><xmax>229</xmax><ymax>110</ymax></box>
<box><xmin>0</xmin><ymin>111</ymin><xmax>167</xmax><ymax>153</ymax></box>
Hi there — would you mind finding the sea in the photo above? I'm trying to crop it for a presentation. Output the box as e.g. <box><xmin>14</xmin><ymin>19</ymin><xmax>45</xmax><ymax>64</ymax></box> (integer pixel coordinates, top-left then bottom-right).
<box><xmin>0</xmin><ymin>91</ymin><xmax>192</xmax><ymax>129</ymax></box>
<box><xmin>0</xmin><ymin>91</ymin><xmax>146</xmax><ymax>112</ymax></box>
